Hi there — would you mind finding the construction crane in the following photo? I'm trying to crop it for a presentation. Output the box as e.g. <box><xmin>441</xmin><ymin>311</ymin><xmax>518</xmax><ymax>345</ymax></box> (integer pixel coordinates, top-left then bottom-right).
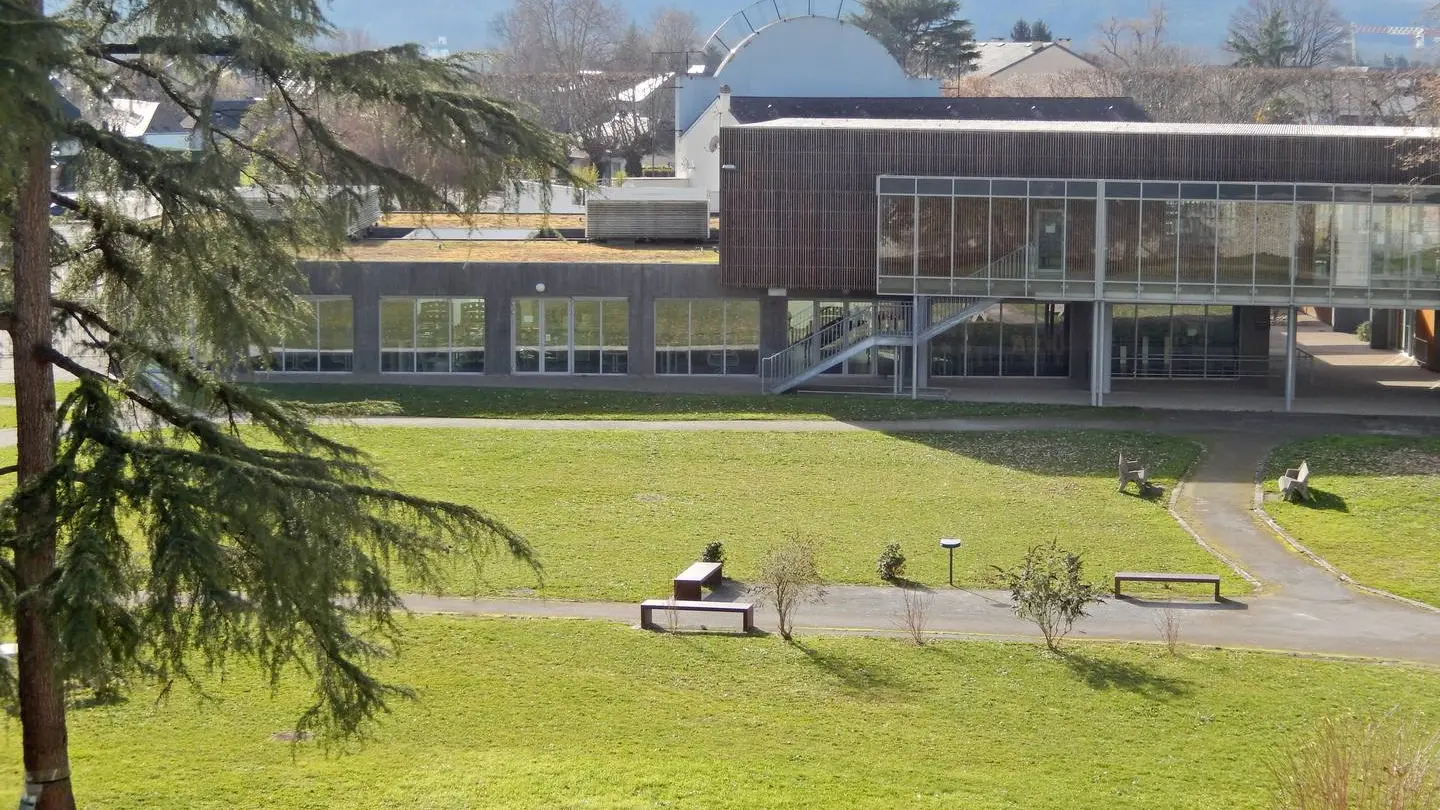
<box><xmin>1349</xmin><ymin>24</ymin><xmax>1440</xmax><ymax>64</ymax></box>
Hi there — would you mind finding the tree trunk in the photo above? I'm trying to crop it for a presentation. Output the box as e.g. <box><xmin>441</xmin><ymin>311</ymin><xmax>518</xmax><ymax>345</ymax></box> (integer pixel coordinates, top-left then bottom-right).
<box><xmin>10</xmin><ymin>66</ymin><xmax>74</xmax><ymax>810</ymax></box>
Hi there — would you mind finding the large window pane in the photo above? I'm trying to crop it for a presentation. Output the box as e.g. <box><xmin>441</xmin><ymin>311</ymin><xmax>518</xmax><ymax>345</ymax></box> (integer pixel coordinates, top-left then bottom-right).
<box><xmin>690</xmin><ymin>300</ymin><xmax>725</xmax><ymax>375</ymax></box>
<box><xmin>1178</xmin><ymin>201</ymin><xmax>1217</xmax><ymax>289</ymax></box>
<box><xmin>725</xmin><ymin>301</ymin><xmax>760</xmax><ymax>375</ymax></box>
<box><xmin>966</xmin><ymin>305</ymin><xmax>1001</xmax><ymax>376</ymax></box>
<box><xmin>1372</xmin><ymin>205</ymin><xmax>1409</xmax><ymax>289</ymax></box>
<box><xmin>316</xmin><ymin>299</ymin><xmax>353</xmax><ymax>372</ymax></box>
<box><xmin>787</xmin><ymin>300</ymin><xmax>815</xmax><ymax>345</ymax></box>
<box><xmin>1001</xmin><ymin>303</ymin><xmax>1037</xmax><ymax>376</ymax></box>
<box><xmin>1065</xmin><ymin>199</ymin><xmax>1096</xmax><ymax>280</ymax></box>
<box><xmin>452</xmin><ymin>299</ymin><xmax>486</xmax><ymax>372</ymax></box>
<box><xmin>1171</xmin><ymin>305</ymin><xmax>1207</xmax><ymax>377</ymax></box>
<box><xmin>1254</xmin><ymin>204</ymin><xmax>1294</xmax><ymax>287</ymax></box>
<box><xmin>380</xmin><ymin>297</ymin><xmax>416</xmax><ymax>372</ymax></box>
<box><xmin>879</xmin><ymin>195</ymin><xmax>916</xmax><ymax>278</ymax></box>
<box><xmin>602</xmin><ymin>300</ymin><xmax>628</xmax><ymax>374</ymax></box>
<box><xmin>1334</xmin><ymin>203</ymin><xmax>1371</xmax><ymax>287</ymax></box>
<box><xmin>1412</xmin><ymin>206</ymin><xmax>1440</xmax><ymax>291</ymax></box>
<box><xmin>990</xmin><ymin>198</ymin><xmax>1027</xmax><ymax>280</ymax></box>
<box><xmin>1037</xmin><ymin>304</ymin><xmax>1069</xmax><ymax>376</ymax></box>
<box><xmin>572</xmin><ymin>300</ymin><xmax>602</xmax><ymax>374</ymax></box>
<box><xmin>1112</xmin><ymin>304</ymin><xmax>1138</xmax><ymax>378</ymax></box>
<box><xmin>514</xmin><ymin>298</ymin><xmax>540</xmax><ymax>373</ymax></box>
<box><xmin>954</xmin><ymin>197</ymin><xmax>989</xmax><ymax>278</ymax></box>
<box><xmin>1206</xmin><ymin>306</ymin><xmax>1237</xmax><ymax>377</ymax></box>
<box><xmin>1106</xmin><ymin>199</ymin><xmax>1141</xmax><ymax>283</ymax></box>
<box><xmin>655</xmin><ymin>300</ymin><xmax>690</xmax><ymax>374</ymax></box>
<box><xmin>1217</xmin><ymin>202</ymin><xmax>1256</xmax><ymax>288</ymax></box>
<box><xmin>543</xmin><ymin>299</ymin><xmax>570</xmax><ymax>373</ymax></box>
<box><xmin>917</xmin><ymin>196</ymin><xmax>951</xmax><ymax>277</ymax></box>
<box><xmin>415</xmin><ymin>298</ymin><xmax>450</xmax><ymax>372</ymax></box>
<box><xmin>1294</xmin><ymin>203</ymin><xmax>1333</xmax><ymax>288</ymax></box>
<box><xmin>1139</xmin><ymin>200</ymin><xmax>1179</xmax><ymax>284</ymax></box>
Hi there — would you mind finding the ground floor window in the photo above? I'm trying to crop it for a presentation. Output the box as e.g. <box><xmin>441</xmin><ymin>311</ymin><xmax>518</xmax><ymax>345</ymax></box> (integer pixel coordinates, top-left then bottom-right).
<box><xmin>786</xmin><ymin>300</ymin><xmax>900</xmax><ymax>376</ymax></box>
<box><xmin>655</xmin><ymin>299</ymin><xmax>760</xmax><ymax>375</ymax></box>
<box><xmin>1111</xmin><ymin>304</ymin><xmax>1238</xmax><ymax>378</ymax></box>
<box><xmin>380</xmin><ymin>298</ymin><xmax>486</xmax><ymax>373</ymax></box>
<box><xmin>929</xmin><ymin>302</ymin><xmax>1069</xmax><ymax>378</ymax></box>
<box><xmin>265</xmin><ymin>296</ymin><xmax>354</xmax><ymax>372</ymax></box>
<box><xmin>514</xmin><ymin>298</ymin><xmax>628</xmax><ymax>374</ymax></box>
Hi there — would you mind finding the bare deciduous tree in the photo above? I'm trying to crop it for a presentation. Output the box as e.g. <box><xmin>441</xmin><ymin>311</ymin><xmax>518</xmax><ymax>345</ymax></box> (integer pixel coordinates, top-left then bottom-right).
<box><xmin>1226</xmin><ymin>0</ymin><xmax>1350</xmax><ymax>68</ymax></box>
<box><xmin>753</xmin><ymin>540</ymin><xmax>827</xmax><ymax>641</ymax></box>
<box><xmin>492</xmin><ymin>0</ymin><xmax>626</xmax><ymax>74</ymax></box>
<box><xmin>895</xmin><ymin>586</ymin><xmax>933</xmax><ymax>646</ymax></box>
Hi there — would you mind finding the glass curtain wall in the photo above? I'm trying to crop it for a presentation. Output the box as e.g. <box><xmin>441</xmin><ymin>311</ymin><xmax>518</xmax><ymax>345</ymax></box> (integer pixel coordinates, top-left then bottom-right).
<box><xmin>380</xmin><ymin>297</ymin><xmax>486</xmax><ymax>373</ymax></box>
<box><xmin>513</xmin><ymin>298</ymin><xmax>628</xmax><ymax>374</ymax></box>
<box><xmin>1111</xmin><ymin>304</ymin><xmax>1239</xmax><ymax>379</ymax></box>
<box><xmin>265</xmin><ymin>297</ymin><xmax>353</xmax><ymax>372</ymax></box>
<box><xmin>877</xmin><ymin>177</ymin><xmax>1440</xmax><ymax>299</ymax></box>
<box><xmin>654</xmin><ymin>299</ymin><xmax>760</xmax><ymax>375</ymax></box>
<box><xmin>928</xmin><ymin>303</ymin><xmax>1069</xmax><ymax>378</ymax></box>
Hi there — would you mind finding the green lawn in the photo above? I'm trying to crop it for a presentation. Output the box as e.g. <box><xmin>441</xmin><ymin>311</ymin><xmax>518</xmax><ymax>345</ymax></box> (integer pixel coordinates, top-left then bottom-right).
<box><xmin>251</xmin><ymin>383</ymin><xmax>1119</xmax><ymax>421</ymax></box>
<box><xmin>322</xmin><ymin>427</ymin><xmax>1229</xmax><ymax>600</ymax></box>
<box><xmin>0</xmin><ymin>381</ymin><xmax>84</xmax><ymax>429</ymax></box>
<box><xmin>14</xmin><ymin>616</ymin><xmax>1439</xmax><ymax>810</ymax></box>
<box><xmin>1264</xmin><ymin>435</ymin><xmax>1440</xmax><ymax>607</ymax></box>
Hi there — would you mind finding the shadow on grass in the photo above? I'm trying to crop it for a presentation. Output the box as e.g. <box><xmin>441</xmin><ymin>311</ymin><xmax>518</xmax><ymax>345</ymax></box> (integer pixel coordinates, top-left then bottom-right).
<box><xmin>1059</xmin><ymin>650</ymin><xmax>1192</xmax><ymax>701</ymax></box>
<box><xmin>793</xmin><ymin>642</ymin><xmax>909</xmax><ymax>699</ymax></box>
<box><xmin>1293</xmin><ymin>489</ymin><xmax>1349</xmax><ymax>513</ymax></box>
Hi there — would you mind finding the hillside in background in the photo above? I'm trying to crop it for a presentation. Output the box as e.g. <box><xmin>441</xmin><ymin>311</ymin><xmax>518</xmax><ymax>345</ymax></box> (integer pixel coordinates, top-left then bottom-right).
<box><xmin>325</xmin><ymin>0</ymin><xmax>1439</xmax><ymax>64</ymax></box>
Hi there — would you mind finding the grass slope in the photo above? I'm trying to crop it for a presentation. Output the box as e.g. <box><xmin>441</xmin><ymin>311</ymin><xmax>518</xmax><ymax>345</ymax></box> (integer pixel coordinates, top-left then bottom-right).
<box><xmin>326</xmin><ymin>427</ymin><xmax>1226</xmax><ymax>600</ymax></box>
<box><xmin>0</xmin><ymin>381</ymin><xmax>81</xmax><ymax>429</ymax></box>
<box><xmin>1264</xmin><ymin>435</ymin><xmax>1440</xmax><ymax>607</ymax></box>
<box><xmin>13</xmin><ymin>617</ymin><xmax>1439</xmax><ymax>810</ymax></box>
<box><xmin>252</xmin><ymin>384</ymin><xmax>1110</xmax><ymax>421</ymax></box>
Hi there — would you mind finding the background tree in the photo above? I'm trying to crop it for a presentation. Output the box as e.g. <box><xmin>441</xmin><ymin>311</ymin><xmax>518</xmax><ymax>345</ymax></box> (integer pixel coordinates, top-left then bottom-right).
<box><xmin>852</xmin><ymin>0</ymin><xmax>979</xmax><ymax>78</ymax></box>
<box><xmin>1226</xmin><ymin>0</ymin><xmax>1349</xmax><ymax>68</ymax></box>
<box><xmin>1031</xmin><ymin>19</ymin><xmax>1053</xmax><ymax>42</ymax></box>
<box><xmin>994</xmin><ymin>541</ymin><xmax>1102</xmax><ymax>651</ymax></box>
<box><xmin>1011</xmin><ymin>19</ymin><xmax>1032</xmax><ymax>42</ymax></box>
<box><xmin>1227</xmin><ymin>9</ymin><xmax>1300</xmax><ymax>67</ymax></box>
<box><xmin>0</xmin><ymin>0</ymin><xmax>572</xmax><ymax>808</ymax></box>
<box><xmin>492</xmin><ymin>0</ymin><xmax>625</xmax><ymax>73</ymax></box>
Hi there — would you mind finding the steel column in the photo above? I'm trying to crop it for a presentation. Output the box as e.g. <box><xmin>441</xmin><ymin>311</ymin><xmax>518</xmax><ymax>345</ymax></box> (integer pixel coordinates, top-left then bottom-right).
<box><xmin>1284</xmin><ymin>305</ymin><xmax>1298</xmax><ymax>412</ymax></box>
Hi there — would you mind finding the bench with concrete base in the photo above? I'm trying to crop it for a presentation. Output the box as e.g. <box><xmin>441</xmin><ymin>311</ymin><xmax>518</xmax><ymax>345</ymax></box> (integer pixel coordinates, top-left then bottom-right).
<box><xmin>640</xmin><ymin>599</ymin><xmax>755</xmax><ymax>633</ymax></box>
<box><xmin>1279</xmin><ymin>460</ymin><xmax>1311</xmax><ymax>502</ymax></box>
<box><xmin>1118</xmin><ymin>453</ymin><xmax>1148</xmax><ymax>494</ymax></box>
<box><xmin>1114</xmin><ymin>571</ymin><xmax>1221</xmax><ymax>601</ymax></box>
<box><xmin>673</xmin><ymin>561</ymin><xmax>723</xmax><ymax>601</ymax></box>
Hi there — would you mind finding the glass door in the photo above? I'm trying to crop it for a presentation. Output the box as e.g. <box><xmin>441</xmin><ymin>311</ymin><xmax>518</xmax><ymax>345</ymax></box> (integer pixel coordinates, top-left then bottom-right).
<box><xmin>1034</xmin><ymin>207</ymin><xmax>1065</xmax><ymax>275</ymax></box>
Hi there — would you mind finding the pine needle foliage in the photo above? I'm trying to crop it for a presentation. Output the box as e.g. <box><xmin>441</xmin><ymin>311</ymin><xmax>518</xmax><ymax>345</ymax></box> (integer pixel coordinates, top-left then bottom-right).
<box><xmin>0</xmin><ymin>0</ymin><xmax>570</xmax><ymax>801</ymax></box>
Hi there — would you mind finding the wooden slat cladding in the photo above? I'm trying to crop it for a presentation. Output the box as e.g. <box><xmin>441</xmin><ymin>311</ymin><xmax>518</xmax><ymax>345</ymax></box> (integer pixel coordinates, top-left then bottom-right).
<box><xmin>718</xmin><ymin>126</ymin><xmax>1433</xmax><ymax>291</ymax></box>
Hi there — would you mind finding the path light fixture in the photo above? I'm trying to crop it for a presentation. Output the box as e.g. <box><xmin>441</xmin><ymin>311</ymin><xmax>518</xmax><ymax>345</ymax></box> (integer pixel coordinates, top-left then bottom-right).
<box><xmin>940</xmin><ymin>538</ymin><xmax>962</xmax><ymax>587</ymax></box>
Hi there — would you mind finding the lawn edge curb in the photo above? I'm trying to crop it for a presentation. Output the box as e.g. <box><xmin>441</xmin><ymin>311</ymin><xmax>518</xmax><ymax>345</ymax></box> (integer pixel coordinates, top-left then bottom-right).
<box><xmin>1168</xmin><ymin>442</ymin><xmax>1263</xmax><ymax>589</ymax></box>
<box><xmin>1250</xmin><ymin>451</ymin><xmax>1440</xmax><ymax>615</ymax></box>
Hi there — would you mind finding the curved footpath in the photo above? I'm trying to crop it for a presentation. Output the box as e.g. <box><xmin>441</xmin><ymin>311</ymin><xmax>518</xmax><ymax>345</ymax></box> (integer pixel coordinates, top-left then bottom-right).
<box><xmin>7</xmin><ymin>409</ymin><xmax>1440</xmax><ymax>665</ymax></box>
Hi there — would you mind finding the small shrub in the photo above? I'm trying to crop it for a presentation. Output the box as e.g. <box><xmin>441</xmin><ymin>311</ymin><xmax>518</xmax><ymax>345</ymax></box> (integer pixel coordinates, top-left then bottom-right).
<box><xmin>993</xmin><ymin>540</ymin><xmax>1103</xmax><ymax>651</ymax></box>
<box><xmin>1356</xmin><ymin>320</ymin><xmax>1373</xmax><ymax>342</ymax></box>
<box><xmin>753</xmin><ymin>539</ymin><xmax>827</xmax><ymax>641</ymax></box>
<box><xmin>1156</xmin><ymin>608</ymin><xmax>1181</xmax><ymax>656</ymax></box>
<box><xmin>700</xmin><ymin>541</ymin><xmax>725</xmax><ymax>567</ymax></box>
<box><xmin>876</xmin><ymin>542</ymin><xmax>907</xmax><ymax>582</ymax></box>
<box><xmin>896</xmin><ymin>586</ymin><xmax>932</xmax><ymax>646</ymax></box>
<box><xmin>611</xmin><ymin>169</ymin><xmax>628</xmax><ymax>187</ymax></box>
<box><xmin>1272</xmin><ymin>711</ymin><xmax>1440</xmax><ymax>809</ymax></box>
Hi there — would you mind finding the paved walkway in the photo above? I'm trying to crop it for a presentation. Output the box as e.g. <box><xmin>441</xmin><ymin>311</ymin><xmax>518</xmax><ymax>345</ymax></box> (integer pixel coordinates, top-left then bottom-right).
<box><xmin>7</xmin><ymin>410</ymin><xmax>1440</xmax><ymax>665</ymax></box>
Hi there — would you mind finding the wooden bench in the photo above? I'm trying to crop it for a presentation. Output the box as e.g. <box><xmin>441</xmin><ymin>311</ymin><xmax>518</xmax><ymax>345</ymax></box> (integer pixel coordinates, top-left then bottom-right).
<box><xmin>1118</xmin><ymin>453</ymin><xmax>1148</xmax><ymax>494</ymax></box>
<box><xmin>673</xmin><ymin>561</ymin><xmax>723</xmax><ymax>601</ymax></box>
<box><xmin>1114</xmin><ymin>571</ymin><xmax>1221</xmax><ymax>601</ymax></box>
<box><xmin>1279</xmin><ymin>460</ymin><xmax>1311</xmax><ymax>502</ymax></box>
<box><xmin>640</xmin><ymin>599</ymin><xmax>755</xmax><ymax>633</ymax></box>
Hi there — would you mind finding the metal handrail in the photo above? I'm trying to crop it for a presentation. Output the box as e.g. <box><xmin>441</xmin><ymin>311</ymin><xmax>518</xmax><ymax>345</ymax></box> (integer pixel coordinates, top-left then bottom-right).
<box><xmin>762</xmin><ymin>302</ymin><xmax>913</xmax><ymax>392</ymax></box>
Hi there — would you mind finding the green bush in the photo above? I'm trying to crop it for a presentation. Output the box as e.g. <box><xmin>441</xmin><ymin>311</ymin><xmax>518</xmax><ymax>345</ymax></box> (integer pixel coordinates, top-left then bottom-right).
<box><xmin>1355</xmin><ymin>320</ymin><xmax>1372</xmax><ymax>342</ymax></box>
<box><xmin>877</xmin><ymin>542</ymin><xmax>907</xmax><ymax>582</ymax></box>
<box><xmin>700</xmin><ymin>541</ymin><xmax>725</xmax><ymax>568</ymax></box>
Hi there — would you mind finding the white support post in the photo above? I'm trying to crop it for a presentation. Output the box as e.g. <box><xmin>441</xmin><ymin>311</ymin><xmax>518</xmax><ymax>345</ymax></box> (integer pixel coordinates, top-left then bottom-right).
<box><xmin>911</xmin><ymin>294</ymin><xmax>921</xmax><ymax>400</ymax></box>
<box><xmin>1101</xmin><ymin>302</ymin><xmax>1113</xmax><ymax>396</ymax></box>
<box><xmin>1284</xmin><ymin>304</ymin><xmax>1298</xmax><ymax>412</ymax></box>
<box><xmin>1090</xmin><ymin>301</ymin><xmax>1105</xmax><ymax>407</ymax></box>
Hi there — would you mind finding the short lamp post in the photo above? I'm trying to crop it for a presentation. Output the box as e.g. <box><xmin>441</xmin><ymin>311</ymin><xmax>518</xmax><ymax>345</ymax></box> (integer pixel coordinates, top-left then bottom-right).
<box><xmin>940</xmin><ymin>538</ymin><xmax>962</xmax><ymax>587</ymax></box>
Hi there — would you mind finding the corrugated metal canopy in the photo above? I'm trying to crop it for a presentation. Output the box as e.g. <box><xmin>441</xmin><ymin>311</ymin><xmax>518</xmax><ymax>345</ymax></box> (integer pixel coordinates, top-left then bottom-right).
<box><xmin>729</xmin><ymin>96</ymin><xmax>1150</xmax><ymax>124</ymax></box>
<box><xmin>741</xmin><ymin>117</ymin><xmax>1440</xmax><ymax>139</ymax></box>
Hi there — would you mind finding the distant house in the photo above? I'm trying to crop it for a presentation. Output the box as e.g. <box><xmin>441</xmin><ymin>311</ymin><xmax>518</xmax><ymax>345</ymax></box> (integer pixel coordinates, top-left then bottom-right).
<box><xmin>98</xmin><ymin>97</ymin><xmax>259</xmax><ymax>150</ymax></box>
<box><xmin>970</xmin><ymin>40</ymin><xmax>1094</xmax><ymax>83</ymax></box>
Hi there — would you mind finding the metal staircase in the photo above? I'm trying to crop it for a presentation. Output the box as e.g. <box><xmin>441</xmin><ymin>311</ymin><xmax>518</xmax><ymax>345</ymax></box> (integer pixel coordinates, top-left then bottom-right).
<box><xmin>761</xmin><ymin>296</ymin><xmax>999</xmax><ymax>394</ymax></box>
